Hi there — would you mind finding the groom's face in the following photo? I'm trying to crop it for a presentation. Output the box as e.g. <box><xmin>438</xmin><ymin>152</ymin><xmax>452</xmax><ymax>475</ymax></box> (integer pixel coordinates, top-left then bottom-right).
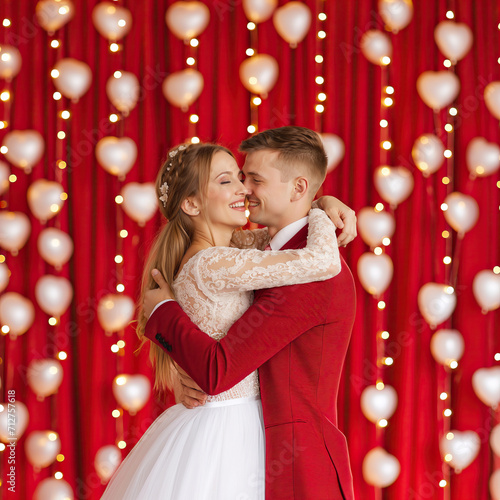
<box><xmin>242</xmin><ymin>149</ymin><xmax>293</xmax><ymax>228</ymax></box>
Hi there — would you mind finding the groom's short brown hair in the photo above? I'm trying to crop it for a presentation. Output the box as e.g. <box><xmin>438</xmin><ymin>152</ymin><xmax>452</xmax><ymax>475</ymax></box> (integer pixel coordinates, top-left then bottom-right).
<box><xmin>239</xmin><ymin>126</ymin><xmax>328</xmax><ymax>196</ymax></box>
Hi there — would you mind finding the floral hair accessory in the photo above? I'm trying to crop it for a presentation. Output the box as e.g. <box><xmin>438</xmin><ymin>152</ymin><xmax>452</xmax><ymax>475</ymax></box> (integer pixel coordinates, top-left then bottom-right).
<box><xmin>159</xmin><ymin>144</ymin><xmax>187</xmax><ymax>206</ymax></box>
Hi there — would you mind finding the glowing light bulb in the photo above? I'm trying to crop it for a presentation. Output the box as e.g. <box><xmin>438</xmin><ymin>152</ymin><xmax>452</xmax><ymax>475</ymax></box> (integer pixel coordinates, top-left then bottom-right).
<box><xmin>318</xmin><ymin>13</ymin><xmax>327</xmax><ymax>21</ymax></box>
<box><xmin>186</xmin><ymin>57</ymin><xmax>196</xmax><ymax>66</ymax></box>
<box><xmin>247</xmin><ymin>125</ymin><xmax>256</xmax><ymax>133</ymax></box>
<box><xmin>246</xmin><ymin>48</ymin><xmax>255</xmax><ymax>56</ymax></box>
<box><xmin>380</xmin><ymin>119</ymin><xmax>388</xmax><ymax>128</ymax></box>
<box><xmin>374</xmin><ymin>247</ymin><xmax>383</xmax><ymax>256</ymax></box>
<box><xmin>381</xmin><ymin>56</ymin><xmax>391</xmax><ymax>65</ymax></box>
<box><xmin>118</xmin><ymin>441</ymin><xmax>126</xmax><ymax>449</ymax></box>
<box><xmin>115</xmin><ymin>195</ymin><xmax>124</xmax><ymax>204</ymax></box>
<box><xmin>61</xmin><ymin>110</ymin><xmax>70</xmax><ymax>119</ymax></box>
<box><xmin>318</xmin><ymin>31</ymin><xmax>326</xmax><ymax>39</ymax></box>
<box><xmin>191</xmin><ymin>137</ymin><xmax>200</xmax><ymax>144</ymax></box>
<box><xmin>375</xmin><ymin>203</ymin><xmax>384</xmax><ymax>212</ymax></box>
<box><xmin>315</xmin><ymin>55</ymin><xmax>324</xmax><ymax>63</ymax></box>
<box><xmin>190</xmin><ymin>39</ymin><xmax>199</xmax><ymax>47</ymax></box>
<box><xmin>110</xmin><ymin>43</ymin><xmax>120</xmax><ymax>52</ymax></box>
<box><xmin>446</xmin><ymin>10</ymin><xmax>454</xmax><ymax>19</ymax></box>
<box><xmin>247</xmin><ymin>22</ymin><xmax>256</xmax><ymax>30</ymax></box>
<box><xmin>315</xmin><ymin>104</ymin><xmax>325</xmax><ymax>113</ymax></box>
<box><xmin>189</xmin><ymin>114</ymin><xmax>199</xmax><ymax>123</ymax></box>
<box><xmin>51</xmin><ymin>40</ymin><xmax>60</xmax><ymax>48</ymax></box>
<box><xmin>378</xmin><ymin>301</ymin><xmax>386</xmax><ymax>310</ymax></box>
<box><xmin>253</xmin><ymin>97</ymin><xmax>262</xmax><ymax>105</ymax></box>
<box><xmin>315</xmin><ymin>76</ymin><xmax>324</xmax><ymax>85</ymax></box>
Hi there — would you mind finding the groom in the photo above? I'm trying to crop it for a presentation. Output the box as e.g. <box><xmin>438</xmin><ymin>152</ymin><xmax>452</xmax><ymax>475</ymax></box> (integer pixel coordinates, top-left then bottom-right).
<box><xmin>144</xmin><ymin>126</ymin><xmax>356</xmax><ymax>499</ymax></box>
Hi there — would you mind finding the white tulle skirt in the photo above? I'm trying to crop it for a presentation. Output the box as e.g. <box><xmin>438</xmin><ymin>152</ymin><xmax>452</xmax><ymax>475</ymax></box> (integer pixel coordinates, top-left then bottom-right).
<box><xmin>101</xmin><ymin>395</ymin><xmax>265</xmax><ymax>500</ymax></box>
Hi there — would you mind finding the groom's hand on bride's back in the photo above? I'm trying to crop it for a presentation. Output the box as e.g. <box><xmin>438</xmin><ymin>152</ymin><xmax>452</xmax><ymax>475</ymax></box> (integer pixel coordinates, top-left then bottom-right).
<box><xmin>315</xmin><ymin>196</ymin><xmax>357</xmax><ymax>247</ymax></box>
<box><xmin>143</xmin><ymin>269</ymin><xmax>175</xmax><ymax>318</ymax></box>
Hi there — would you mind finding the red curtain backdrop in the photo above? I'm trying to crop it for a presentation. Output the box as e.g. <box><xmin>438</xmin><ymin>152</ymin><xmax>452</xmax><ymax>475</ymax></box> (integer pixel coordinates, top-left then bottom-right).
<box><xmin>0</xmin><ymin>1</ymin><xmax>499</xmax><ymax>499</ymax></box>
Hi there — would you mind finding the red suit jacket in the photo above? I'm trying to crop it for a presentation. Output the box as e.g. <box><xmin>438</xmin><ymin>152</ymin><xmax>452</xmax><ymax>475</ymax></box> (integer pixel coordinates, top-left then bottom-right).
<box><xmin>145</xmin><ymin>225</ymin><xmax>356</xmax><ymax>499</ymax></box>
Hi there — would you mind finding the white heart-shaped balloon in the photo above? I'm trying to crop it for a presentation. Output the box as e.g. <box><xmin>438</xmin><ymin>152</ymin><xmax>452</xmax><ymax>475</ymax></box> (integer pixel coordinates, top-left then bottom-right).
<box><xmin>360</xmin><ymin>385</ymin><xmax>398</xmax><ymax>423</ymax></box>
<box><xmin>239</xmin><ymin>54</ymin><xmax>279</xmax><ymax>98</ymax></box>
<box><xmin>473</xmin><ymin>269</ymin><xmax>500</xmax><ymax>313</ymax></box>
<box><xmin>320</xmin><ymin>133</ymin><xmax>345</xmax><ymax>173</ymax></box>
<box><xmin>92</xmin><ymin>2</ymin><xmax>132</xmax><ymax>41</ymax></box>
<box><xmin>273</xmin><ymin>2</ymin><xmax>311</xmax><ymax>48</ymax></box>
<box><xmin>3</xmin><ymin>130</ymin><xmax>45</xmax><ymax>174</ymax></box>
<box><xmin>166</xmin><ymin>1</ymin><xmax>210</xmax><ymax>41</ymax></box>
<box><xmin>360</xmin><ymin>30</ymin><xmax>392</xmax><ymax>65</ymax></box>
<box><xmin>411</xmin><ymin>134</ymin><xmax>445</xmax><ymax>176</ymax></box>
<box><xmin>106</xmin><ymin>71</ymin><xmax>140</xmax><ymax>116</ymax></box>
<box><xmin>472</xmin><ymin>367</ymin><xmax>500</xmax><ymax>409</ymax></box>
<box><xmin>430</xmin><ymin>329</ymin><xmax>464</xmax><ymax>366</ymax></box>
<box><xmin>96</xmin><ymin>136</ymin><xmax>137</xmax><ymax>180</ymax></box>
<box><xmin>34</xmin><ymin>477</ymin><xmax>74</xmax><ymax>500</ymax></box>
<box><xmin>95</xmin><ymin>445</ymin><xmax>122</xmax><ymax>483</ymax></box>
<box><xmin>434</xmin><ymin>21</ymin><xmax>473</xmax><ymax>63</ymax></box>
<box><xmin>52</xmin><ymin>58</ymin><xmax>92</xmax><ymax>102</ymax></box>
<box><xmin>0</xmin><ymin>292</ymin><xmax>35</xmax><ymax>337</ymax></box>
<box><xmin>416</xmin><ymin>71</ymin><xmax>460</xmax><ymax>111</ymax></box>
<box><xmin>37</xmin><ymin>228</ymin><xmax>74</xmax><ymax>270</ymax></box>
<box><xmin>357</xmin><ymin>253</ymin><xmax>393</xmax><ymax>297</ymax></box>
<box><xmin>0</xmin><ymin>45</ymin><xmax>22</xmax><ymax>81</ymax></box>
<box><xmin>378</xmin><ymin>0</ymin><xmax>413</xmax><ymax>33</ymax></box>
<box><xmin>121</xmin><ymin>182</ymin><xmax>158</xmax><ymax>226</ymax></box>
<box><xmin>25</xmin><ymin>430</ymin><xmax>61</xmax><ymax>469</ymax></box>
<box><xmin>112</xmin><ymin>374</ymin><xmax>151</xmax><ymax>415</ymax></box>
<box><xmin>243</xmin><ymin>0</ymin><xmax>278</xmax><ymax>23</ymax></box>
<box><xmin>357</xmin><ymin>207</ymin><xmax>395</xmax><ymax>248</ymax></box>
<box><xmin>162</xmin><ymin>69</ymin><xmax>204</xmax><ymax>111</ymax></box>
<box><xmin>27</xmin><ymin>179</ymin><xmax>65</xmax><ymax>222</ymax></box>
<box><xmin>0</xmin><ymin>401</ymin><xmax>29</xmax><ymax>442</ymax></box>
<box><xmin>35</xmin><ymin>275</ymin><xmax>73</xmax><ymax>318</ymax></box>
<box><xmin>485</xmin><ymin>82</ymin><xmax>500</xmax><ymax>120</ymax></box>
<box><xmin>466</xmin><ymin>137</ymin><xmax>500</xmax><ymax>178</ymax></box>
<box><xmin>27</xmin><ymin>358</ymin><xmax>64</xmax><ymax>400</ymax></box>
<box><xmin>0</xmin><ymin>211</ymin><xmax>31</xmax><ymax>255</ymax></box>
<box><xmin>362</xmin><ymin>447</ymin><xmax>401</xmax><ymax>487</ymax></box>
<box><xmin>491</xmin><ymin>424</ymin><xmax>500</xmax><ymax>457</ymax></box>
<box><xmin>439</xmin><ymin>430</ymin><xmax>480</xmax><ymax>473</ymax></box>
<box><xmin>443</xmin><ymin>192</ymin><xmax>479</xmax><ymax>236</ymax></box>
<box><xmin>417</xmin><ymin>283</ymin><xmax>457</xmax><ymax>329</ymax></box>
<box><xmin>0</xmin><ymin>262</ymin><xmax>9</xmax><ymax>293</ymax></box>
<box><xmin>373</xmin><ymin>166</ymin><xmax>414</xmax><ymax>209</ymax></box>
<box><xmin>491</xmin><ymin>469</ymin><xmax>500</xmax><ymax>500</ymax></box>
<box><xmin>36</xmin><ymin>0</ymin><xmax>75</xmax><ymax>34</ymax></box>
<box><xmin>0</xmin><ymin>161</ymin><xmax>9</xmax><ymax>195</ymax></box>
<box><xmin>97</xmin><ymin>293</ymin><xmax>135</xmax><ymax>332</ymax></box>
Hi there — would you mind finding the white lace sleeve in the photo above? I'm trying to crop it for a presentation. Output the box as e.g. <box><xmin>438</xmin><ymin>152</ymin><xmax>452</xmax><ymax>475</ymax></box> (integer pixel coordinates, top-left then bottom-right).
<box><xmin>195</xmin><ymin>208</ymin><xmax>340</xmax><ymax>296</ymax></box>
<box><xmin>230</xmin><ymin>227</ymin><xmax>269</xmax><ymax>250</ymax></box>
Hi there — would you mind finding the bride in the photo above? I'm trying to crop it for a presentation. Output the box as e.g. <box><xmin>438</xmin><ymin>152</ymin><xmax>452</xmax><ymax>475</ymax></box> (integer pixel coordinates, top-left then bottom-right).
<box><xmin>101</xmin><ymin>142</ymin><xmax>343</xmax><ymax>499</ymax></box>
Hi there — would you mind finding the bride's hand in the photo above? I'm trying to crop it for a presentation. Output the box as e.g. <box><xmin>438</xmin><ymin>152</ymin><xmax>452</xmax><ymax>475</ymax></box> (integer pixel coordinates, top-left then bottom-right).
<box><xmin>143</xmin><ymin>269</ymin><xmax>175</xmax><ymax>318</ymax></box>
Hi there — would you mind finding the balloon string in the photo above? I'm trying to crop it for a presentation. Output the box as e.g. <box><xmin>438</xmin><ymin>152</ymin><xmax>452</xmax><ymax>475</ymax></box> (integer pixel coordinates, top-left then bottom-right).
<box><xmin>449</xmin><ymin>234</ymin><xmax>462</xmax><ymax>289</ymax></box>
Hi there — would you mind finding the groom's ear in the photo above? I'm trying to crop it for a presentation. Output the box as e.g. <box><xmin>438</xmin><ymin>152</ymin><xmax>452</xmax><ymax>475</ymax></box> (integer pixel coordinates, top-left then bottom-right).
<box><xmin>290</xmin><ymin>177</ymin><xmax>309</xmax><ymax>201</ymax></box>
<box><xmin>180</xmin><ymin>196</ymin><xmax>200</xmax><ymax>216</ymax></box>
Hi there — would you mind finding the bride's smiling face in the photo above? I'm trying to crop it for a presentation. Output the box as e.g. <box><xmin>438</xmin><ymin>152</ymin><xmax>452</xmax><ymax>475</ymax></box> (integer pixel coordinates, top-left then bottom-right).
<box><xmin>200</xmin><ymin>151</ymin><xmax>249</xmax><ymax>231</ymax></box>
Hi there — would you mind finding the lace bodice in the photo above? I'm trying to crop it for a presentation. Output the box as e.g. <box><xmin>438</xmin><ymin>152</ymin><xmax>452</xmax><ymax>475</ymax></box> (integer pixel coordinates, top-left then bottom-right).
<box><xmin>172</xmin><ymin>209</ymin><xmax>340</xmax><ymax>402</ymax></box>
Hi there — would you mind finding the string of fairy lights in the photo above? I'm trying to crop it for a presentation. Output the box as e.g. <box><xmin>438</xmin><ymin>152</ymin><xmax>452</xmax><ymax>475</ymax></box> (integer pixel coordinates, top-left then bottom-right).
<box><xmin>313</xmin><ymin>1</ymin><xmax>327</xmax><ymax>130</ymax></box>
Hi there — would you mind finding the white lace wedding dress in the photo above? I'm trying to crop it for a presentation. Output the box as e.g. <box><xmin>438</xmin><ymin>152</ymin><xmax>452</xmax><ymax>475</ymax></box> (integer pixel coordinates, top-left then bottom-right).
<box><xmin>101</xmin><ymin>209</ymin><xmax>340</xmax><ymax>500</ymax></box>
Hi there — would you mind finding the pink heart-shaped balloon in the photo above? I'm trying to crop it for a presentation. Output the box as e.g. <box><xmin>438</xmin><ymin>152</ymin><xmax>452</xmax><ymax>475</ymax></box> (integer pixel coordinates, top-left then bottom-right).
<box><xmin>166</xmin><ymin>1</ymin><xmax>210</xmax><ymax>41</ymax></box>
<box><xmin>37</xmin><ymin>228</ymin><xmax>74</xmax><ymax>270</ymax></box>
<box><xmin>360</xmin><ymin>30</ymin><xmax>392</xmax><ymax>65</ymax></box>
<box><xmin>243</xmin><ymin>0</ymin><xmax>278</xmax><ymax>23</ymax></box>
<box><xmin>0</xmin><ymin>211</ymin><xmax>31</xmax><ymax>255</ymax></box>
<box><xmin>430</xmin><ymin>329</ymin><xmax>464</xmax><ymax>366</ymax></box>
<box><xmin>473</xmin><ymin>269</ymin><xmax>500</xmax><ymax>313</ymax></box>
<box><xmin>472</xmin><ymin>367</ymin><xmax>500</xmax><ymax>409</ymax></box>
<box><xmin>0</xmin><ymin>45</ymin><xmax>22</xmax><ymax>81</ymax></box>
<box><xmin>27</xmin><ymin>179</ymin><xmax>65</xmax><ymax>222</ymax></box>
<box><xmin>112</xmin><ymin>374</ymin><xmax>151</xmax><ymax>415</ymax></box>
<box><xmin>411</xmin><ymin>133</ymin><xmax>445</xmax><ymax>176</ymax></box>
<box><xmin>485</xmin><ymin>82</ymin><xmax>500</xmax><ymax>120</ymax></box>
<box><xmin>97</xmin><ymin>294</ymin><xmax>135</xmax><ymax>332</ymax></box>
<box><xmin>320</xmin><ymin>134</ymin><xmax>345</xmax><ymax>173</ymax></box>
<box><xmin>52</xmin><ymin>58</ymin><xmax>92</xmax><ymax>102</ymax></box>
<box><xmin>92</xmin><ymin>2</ymin><xmax>132</xmax><ymax>41</ymax></box>
<box><xmin>357</xmin><ymin>207</ymin><xmax>395</xmax><ymax>248</ymax></box>
<box><xmin>96</xmin><ymin>136</ymin><xmax>137</xmax><ymax>180</ymax></box>
<box><xmin>417</xmin><ymin>70</ymin><xmax>460</xmax><ymax>110</ymax></box>
<box><xmin>273</xmin><ymin>1</ymin><xmax>312</xmax><ymax>48</ymax></box>
<box><xmin>418</xmin><ymin>282</ymin><xmax>457</xmax><ymax>329</ymax></box>
<box><xmin>357</xmin><ymin>252</ymin><xmax>393</xmax><ymax>297</ymax></box>
<box><xmin>378</xmin><ymin>0</ymin><xmax>413</xmax><ymax>33</ymax></box>
<box><xmin>434</xmin><ymin>21</ymin><xmax>473</xmax><ymax>63</ymax></box>
<box><xmin>27</xmin><ymin>358</ymin><xmax>64</xmax><ymax>400</ymax></box>
<box><xmin>362</xmin><ymin>447</ymin><xmax>401</xmax><ymax>487</ymax></box>
<box><xmin>25</xmin><ymin>430</ymin><xmax>61</xmax><ymax>469</ymax></box>
<box><xmin>35</xmin><ymin>275</ymin><xmax>73</xmax><ymax>318</ymax></box>
<box><xmin>94</xmin><ymin>445</ymin><xmax>122</xmax><ymax>483</ymax></box>
<box><xmin>3</xmin><ymin>130</ymin><xmax>45</xmax><ymax>173</ymax></box>
<box><xmin>466</xmin><ymin>137</ymin><xmax>500</xmax><ymax>178</ymax></box>
<box><xmin>0</xmin><ymin>400</ymin><xmax>29</xmax><ymax>441</ymax></box>
<box><xmin>121</xmin><ymin>182</ymin><xmax>158</xmax><ymax>226</ymax></box>
<box><xmin>443</xmin><ymin>192</ymin><xmax>479</xmax><ymax>236</ymax></box>
<box><xmin>360</xmin><ymin>385</ymin><xmax>398</xmax><ymax>423</ymax></box>
<box><xmin>34</xmin><ymin>478</ymin><xmax>74</xmax><ymax>499</ymax></box>
<box><xmin>439</xmin><ymin>430</ymin><xmax>480</xmax><ymax>473</ymax></box>
<box><xmin>239</xmin><ymin>54</ymin><xmax>279</xmax><ymax>98</ymax></box>
<box><xmin>106</xmin><ymin>71</ymin><xmax>140</xmax><ymax>116</ymax></box>
<box><xmin>0</xmin><ymin>292</ymin><xmax>35</xmax><ymax>337</ymax></box>
<box><xmin>36</xmin><ymin>0</ymin><xmax>75</xmax><ymax>33</ymax></box>
<box><xmin>373</xmin><ymin>166</ymin><xmax>414</xmax><ymax>209</ymax></box>
<box><xmin>162</xmin><ymin>69</ymin><xmax>204</xmax><ymax>111</ymax></box>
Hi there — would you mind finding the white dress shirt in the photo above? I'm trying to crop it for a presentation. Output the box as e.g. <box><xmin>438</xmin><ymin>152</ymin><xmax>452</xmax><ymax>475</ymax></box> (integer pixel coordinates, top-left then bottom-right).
<box><xmin>150</xmin><ymin>216</ymin><xmax>310</xmax><ymax>317</ymax></box>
